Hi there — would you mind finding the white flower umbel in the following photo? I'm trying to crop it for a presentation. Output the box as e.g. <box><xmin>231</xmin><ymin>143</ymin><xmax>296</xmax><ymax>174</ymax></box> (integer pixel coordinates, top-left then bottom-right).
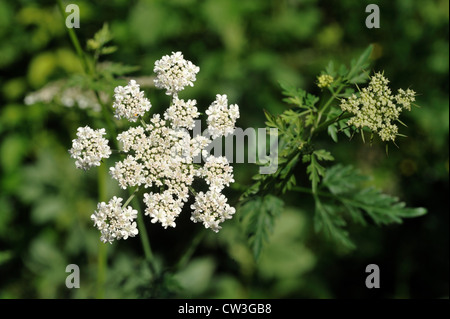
<box><xmin>143</xmin><ymin>190</ymin><xmax>183</xmax><ymax>229</ymax></box>
<box><xmin>110</xmin><ymin>114</ymin><xmax>196</xmax><ymax>193</ymax></box>
<box><xmin>24</xmin><ymin>80</ymin><xmax>102</xmax><ymax>112</ymax></box>
<box><xmin>190</xmin><ymin>190</ymin><xmax>236</xmax><ymax>233</ymax></box>
<box><xmin>340</xmin><ymin>72</ymin><xmax>416</xmax><ymax>142</ymax></box>
<box><xmin>164</xmin><ymin>97</ymin><xmax>199</xmax><ymax>129</ymax></box>
<box><xmin>113</xmin><ymin>79</ymin><xmax>151</xmax><ymax>122</ymax></box>
<box><xmin>153</xmin><ymin>51</ymin><xmax>200</xmax><ymax>96</ymax></box>
<box><xmin>198</xmin><ymin>156</ymin><xmax>234</xmax><ymax>191</ymax></box>
<box><xmin>206</xmin><ymin>94</ymin><xmax>240</xmax><ymax>139</ymax></box>
<box><xmin>109</xmin><ymin>155</ymin><xmax>147</xmax><ymax>189</ymax></box>
<box><xmin>69</xmin><ymin>126</ymin><xmax>111</xmax><ymax>170</ymax></box>
<box><xmin>91</xmin><ymin>196</ymin><xmax>139</xmax><ymax>243</ymax></box>
<box><xmin>72</xmin><ymin>52</ymin><xmax>239</xmax><ymax>239</ymax></box>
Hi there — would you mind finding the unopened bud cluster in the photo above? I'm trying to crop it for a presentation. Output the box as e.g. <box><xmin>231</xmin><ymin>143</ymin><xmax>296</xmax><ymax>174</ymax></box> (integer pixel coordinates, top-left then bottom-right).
<box><xmin>340</xmin><ymin>72</ymin><xmax>416</xmax><ymax>142</ymax></box>
<box><xmin>317</xmin><ymin>74</ymin><xmax>334</xmax><ymax>88</ymax></box>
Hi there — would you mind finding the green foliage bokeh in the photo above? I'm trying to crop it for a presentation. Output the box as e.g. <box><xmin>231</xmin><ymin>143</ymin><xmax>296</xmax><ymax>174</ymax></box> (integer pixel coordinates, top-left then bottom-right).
<box><xmin>0</xmin><ymin>0</ymin><xmax>448</xmax><ymax>298</ymax></box>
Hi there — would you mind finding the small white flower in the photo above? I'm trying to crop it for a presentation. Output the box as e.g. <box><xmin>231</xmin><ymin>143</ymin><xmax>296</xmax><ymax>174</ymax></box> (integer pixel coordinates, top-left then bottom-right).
<box><xmin>113</xmin><ymin>79</ymin><xmax>151</xmax><ymax>122</ymax></box>
<box><xmin>164</xmin><ymin>97</ymin><xmax>199</xmax><ymax>129</ymax></box>
<box><xmin>190</xmin><ymin>190</ymin><xmax>236</xmax><ymax>232</ymax></box>
<box><xmin>206</xmin><ymin>94</ymin><xmax>240</xmax><ymax>139</ymax></box>
<box><xmin>198</xmin><ymin>156</ymin><xmax>234</xmax><ymax>191</ymax></box>
<box><xmin>395</xmin><ymin>88</ymin><xmax>415</xmax><ymax>111</ymax></box>
<box><xmin>143</xmin><ymin>190</ymin><xmax>183</xmax><ymax>229</ymax></box>
<box><xmin>91</xmin><ymin>196</ymin><xmax>139</xmax><ymax>243</ymax></box>
<box><xmin>69</xmin><ymin>126</ymin><xmax>111</xmax><ymax>170</ymax></box>
<box><xmin>190</xmin><ymin>135</ymin><xmax>211</xmax><ymax>158</ymax></box>
<box><xmin>109</xmin><ymin>155</ymin><xmax>147</xmax><ymax>189</ymax></box>
<box><xmin>153</xmin><ymin>51</ymin><xmax>200</xmax><ymax>96</ymax></box>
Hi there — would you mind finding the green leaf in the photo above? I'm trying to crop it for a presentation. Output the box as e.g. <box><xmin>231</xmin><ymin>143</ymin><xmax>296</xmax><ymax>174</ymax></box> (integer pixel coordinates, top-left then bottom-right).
<box><xmin>239</xmin><ymin>195</ymin><xmax>284</xmax><ymax>261</ymax></box>
<box><xmin>322</xmin><ymin>164</ymin><xmax>366</xmax><ymax>195</ymax></box>
<box><xmin>279</xmin><ymin>82</ymin><xmax>318</xmax><ymax>111</ymax></box>
<box><xmin>263</xmin><ymin>109</ymin><xmax>278</xmax><ymax>128</ymax></box>
<box><xmin>314</xmin><ymin>198</ymin><xmax>356</xmax><ymax>250</ymax></box>
<box><xmin>279</xmin><ymin>82</ymin><xmax>306</xmax><ymax>108</ymax></box>
<box><xmin>328</xmin><ymin>123</ymin><xmax>338</xmax><ymax>142</ymax></box>
<box><xmin>98</xmin><ymin>62</ymin><xmax>140</xmax><ymax>78</ymax></box>
<box><xmin>100</xmin><ymin>46</ymin><xmax>118</xmax><ymax>55</ymax></box>
<box><xmin>347</xmin><ymin>45</ymin><xmax>373</xmax><ymax>83</ymax></box>
<box><xmin>314</xmin><ymin>149</ymin><xmax>334</xmax><ymax>161</ymax></box>
<box><xmin>305</xmin><ymin>150</ymin><xmax>334</xmax><ymax>193</ymax></box>
<box><xmin>322</xmin><ymin>164</ymin><xmax>427</xmax><ymax>226</ymax></box>
<box><xmin>325</xmin><ymin>61</ymin><xmax>336</xmax><ymax>77</ymax></box>
<box><xmin>87</xmin><ymin>23</ymin><xmax>113</xmax><ymax>52</ymax></box>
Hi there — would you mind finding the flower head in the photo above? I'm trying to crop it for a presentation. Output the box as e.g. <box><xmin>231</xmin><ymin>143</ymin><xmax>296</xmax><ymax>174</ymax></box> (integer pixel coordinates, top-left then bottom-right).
<box><xmin>340</xmin><ymin>72</ymin><xmax>416</xmax><ymax>142</ymax></box>
<box><xmin>69</xmin><ymin>126</ymin><xmax>111</xmax><ymax>170</ymax></box>
<box><xmin>190</xmin><ymin>190</ymin><xmax>236</xmax><ymax>232</ymax></box>
<box><xmin>317</xmin><ymin>74</ymin><xmax>334</xmax><ymax>88</ymax></box>
<box><xmin>73</xmin><ymin>52</ymin><xmax>238</xmax><ymax>239</ymax></box>
<box><xmin>164</xmin><ymin>97</ymin><xmax>199</xmax><ymax>129</ymax></box>
<box><xmin>198</xmin><ymin>156</ymin><xmax>234</xmax><ymax>192</ymax></box>
<box><xmin>206</xmin><ymin>94</ymin><xmax>240</xmax><ymax>139</ymax></box>
<box><xmin>143</xmin><ymin>191</ymin><xmax>183</xmax><ymax>229</ymax></box>
<box><xmin>91</xmin><ymin>196</ymin><xmax>139</xmax><ymax>243</ymax></box>
<box><xmin>153</xmin><ymin>51</ymin><xmax>200</xmax><ymax>96</ymax></box>
<box><xmin>113</xmin><ymin>79</ymin><xmax>151</xmax><ymax>122</ymax></box>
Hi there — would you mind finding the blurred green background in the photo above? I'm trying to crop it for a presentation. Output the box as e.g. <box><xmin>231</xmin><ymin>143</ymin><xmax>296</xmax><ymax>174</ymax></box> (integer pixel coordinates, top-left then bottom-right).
<box><xmin>0</xmin><ymin>0</ymin><xmax>448</xmax><ymax>298</ymax></box>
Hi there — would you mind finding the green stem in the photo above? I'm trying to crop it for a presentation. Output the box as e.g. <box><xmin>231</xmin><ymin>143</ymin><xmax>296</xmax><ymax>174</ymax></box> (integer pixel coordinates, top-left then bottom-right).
<box><xmin>140</xmin><ymin>119</ymin><xmax>147</xmax><ymax>127</ymax></box>
<box><xmin>134</xmin><ymin>199</ymin><xmax>156</xmax><ymax>274</ymax></box>
<box><xmin>57</xmin><ymin>0</ymin><xmax>116</xmax><ymax>139</ymax></box>
<box><xmin>314</xmin><ymin>112</ymin><xmax>353</xmax><ymax>136</ymax></box>
<box><xmin>174</xmin><ymin>229</ymin><xmax>206</xmax><ymax>271</ymax></box>
<box><xmin>94</xmin><ymin>91</ymin><xmax>117</xmax><ymax>141</ymax></box>
<box><xmin>188</xmin><ymin>186</ymin><xmax>198</xmax><ymax>196</ymax></box>
<box><xmin>56</xmin><ymin>0</ymin><xmax>91</xmax><ymax>75</ymax></box>
<box><xmin>96</xmin><ymin>163</ymin><xmax>108</xmax><ymax>299</ymax></box>
<box><xmin>58</xmin><ymin>0</ymin><xmax>156</xmax><ymax>280</ymax></box>
<box><xmin>315</xmin><ymin>83</ymin><xmax>345</xmax><ymax>128</ymax></box>
<box><xmin>292</xmin><ymin>185</ymin><xmax>336</xmax><ymax>200</ymax></box>
<box><xmin>123</xmin><ymin>187</ymin><xmax>139</xmax><ymax>207</ymax></box>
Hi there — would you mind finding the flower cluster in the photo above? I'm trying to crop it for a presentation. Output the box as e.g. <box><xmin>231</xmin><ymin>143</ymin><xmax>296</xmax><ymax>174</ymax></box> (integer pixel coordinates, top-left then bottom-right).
<box><xmin>340</xmin><ymin>72</ymin><xmax>416</xmax><ymax>142</ymax></box>
<box><xmin>153</xmin><ymin>51</ymin><xmax>200</xmax><ymax>96</ymax></box>
<box><xmin>24</xmin><ymin>80</ymin><xmax>102</xmax><ymax>112</ymax></box>
<box><xmin>112</xmin><ymin>79</ymin><xmax>152</xmax><ymax>122</ymax></box>
<box><xmin>70</xmin><ymin>52</ymin><xmax>239</xmax><ymax>242</ymax></box>
<box><xmin>198</xmin><ymin>156</ymin><xmax>234</xmax><ymax>192</ymax></box>
<box><xmin>143</xmin><ymin>190</ymin><xmax>183</xmax><ymax>229</ymax></box>
<box><xmin>206</xmin><ymin>94</ymin><xmax>240</xmax><ymax>139</ymax></box>
<box><xmin>91</xmin><ymin>196</ymin><xmax>138</xmax><ymax>243</ymax></box>
<box><xmin>190</xmin><ymin>190</ymin><xmax>235</xmax><ymax>232</ymax></box>
<box><xmin>164</xmin><ymin>97</ymin><xmax>199</xmax><ymax>129</ymax></box>
<box><xmin>69</xmin><ymin>126</ymin><xmax>111</xmax><ymax>170</ymax></box>
<box><xmin>317</xmin><ymin>74</ymin><xmax>334</xmax><ymax>88</ymax></box>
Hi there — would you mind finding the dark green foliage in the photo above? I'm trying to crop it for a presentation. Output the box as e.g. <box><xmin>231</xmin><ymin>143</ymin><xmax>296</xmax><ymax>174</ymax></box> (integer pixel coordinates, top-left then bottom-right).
<box><xmin>310</xmin><ymin>164</ymin><xmax>428</xmax><ymax>249</ymax></box>
<box><xmin>241</xmin><ymin>46</ymin><xmax>427</xmax><ymax>258</ymax></box>
<box><xmin>239</xmin><ymin>195</ymin><xmax>284</xmax><ymax>261</ymax></box>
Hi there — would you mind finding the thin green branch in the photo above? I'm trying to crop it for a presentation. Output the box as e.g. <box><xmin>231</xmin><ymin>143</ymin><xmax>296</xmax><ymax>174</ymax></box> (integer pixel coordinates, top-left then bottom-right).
<box><xmin>96</xmin><ymin>163</ymin><xmax>108</xmax><ymax>299</ymax></box>
<box><xmin>134</xmin><ymin>196</ymin><xmax>156</xmax><ymax>273</ymax></box>
<box><xmin>316</xmin><ymin>83</ymin><xmax>345</xmax><ymax>127</ymax></box>
<box><xmin>56</xmin><ymin>0</ymin><xmax>91</xmax><ymax>75</ymax></box>
<box><xmin>174</xmin><ymin>230</ymin><xmax>206</xmax><ymax>271</ymax></box>
<box><xmin>314</xmin><ymin>112</ymin><xmax>353</xmax><ymax>136</ymax></box>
